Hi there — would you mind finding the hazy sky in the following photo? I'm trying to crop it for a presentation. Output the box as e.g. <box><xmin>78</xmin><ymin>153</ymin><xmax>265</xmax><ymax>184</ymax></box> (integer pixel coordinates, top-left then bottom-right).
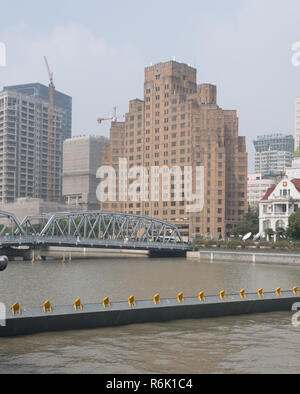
<box><xmin>1</xmin><ymin>0</ymin><xmax>300</xmax><ymax>171</ymax></box>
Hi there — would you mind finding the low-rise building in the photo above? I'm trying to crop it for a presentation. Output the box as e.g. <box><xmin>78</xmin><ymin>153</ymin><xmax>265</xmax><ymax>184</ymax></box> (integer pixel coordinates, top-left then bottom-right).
<box><xmin>286</xmin><ymin>157</ymin><xmax>300</xmax><ymax>179</ymax></box>
<box><xmin>0</xmin><ymin>197</ymin><xmax>75</xmax><ymax>223</ymax></box>
<box><xmin>248</xmin><ymin>173</ymin><xmax>276</xmax><ymax>208</ymax></box>
<box><xmin>259</xmin><ymin>179</ymin><xmax>300</xmax><ymax>234</ymax></box>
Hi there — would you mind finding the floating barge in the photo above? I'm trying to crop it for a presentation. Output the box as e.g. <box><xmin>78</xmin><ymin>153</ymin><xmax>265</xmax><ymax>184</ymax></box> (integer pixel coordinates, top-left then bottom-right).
<box><xmin>1</xmin><ymin>288</ymin><xmax>299</xmax><ymax>337</ymax></box>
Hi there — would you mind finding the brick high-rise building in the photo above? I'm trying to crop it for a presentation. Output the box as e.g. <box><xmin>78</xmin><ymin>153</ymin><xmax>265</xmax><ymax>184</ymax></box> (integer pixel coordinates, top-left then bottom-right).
<box><xmin>101</xmin><ymin>60</ymin><xmax>248</xmax><ymax>239</ymax></box>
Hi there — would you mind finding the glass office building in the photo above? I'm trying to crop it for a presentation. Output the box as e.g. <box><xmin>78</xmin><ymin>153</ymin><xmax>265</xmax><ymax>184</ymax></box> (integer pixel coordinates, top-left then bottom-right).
<box><xmin>254</xmin><ymin>134</ymin><xmax>295</xmax><ymax>177</ymax></box>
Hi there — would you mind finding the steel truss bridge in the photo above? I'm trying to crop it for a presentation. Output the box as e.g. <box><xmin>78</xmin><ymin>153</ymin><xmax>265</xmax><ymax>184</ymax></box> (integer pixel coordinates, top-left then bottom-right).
<box><xmin>0</xmin><ymin>211</ymin><xmax>191</xmax><ymax>256</ymax></box>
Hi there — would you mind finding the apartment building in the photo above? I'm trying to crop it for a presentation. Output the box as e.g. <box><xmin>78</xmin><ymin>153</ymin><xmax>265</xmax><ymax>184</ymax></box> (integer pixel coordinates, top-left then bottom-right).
<box><xmin>4</xmin><ymin>83</ymin><xmax>72</xmax><ymax>140</ymax></box>
<box><xmin>101</xmin><ymin>60</ymin><xmax>248</xmax><ymax>239</ymax></box>
<box><xmin>63</xmin><ymin>135</ymin><xmax>109</xmax><ymax>211</ymax></box>
<box><xmin>0</xmin><ymin>89</ymin><xmax>67</xmax><ymax>203</ymax></box>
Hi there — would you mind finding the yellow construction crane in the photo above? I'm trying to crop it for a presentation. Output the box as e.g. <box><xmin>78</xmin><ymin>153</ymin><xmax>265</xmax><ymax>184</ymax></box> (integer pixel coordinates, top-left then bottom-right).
<box><xmin>97</xmin><ymin>106</ymin><xmax>117</xmax><ymax>125</ymax></box>
<box><xmin>97</xmin><ymin>106</ymin><xmax>125</xmax><ymax>125</ymax></box>
<box><xmin>44</xmin><ymin>56</ymin><xmax>55</xmax><ymax>201</ymax></box>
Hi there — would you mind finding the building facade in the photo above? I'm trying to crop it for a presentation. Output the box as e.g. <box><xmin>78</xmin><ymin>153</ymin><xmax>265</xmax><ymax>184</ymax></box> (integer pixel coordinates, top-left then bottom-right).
<box><xmin>63</xmin><ymin>136</ymin><xmax>109</xmax><ymax>211</ymax></box>
<box><xmin>0</xmin><ymin>89</ymin><xmax>67</xmax><ymax>203</ymax></box>
<box><xmin>4</xmin><ymin>83</ymin><xmax>72</xmax><ymax>140</ymax></box>
<box><xmin>248</xmin><ymin>173</ymin><xmax>276</xmax><ymax>208</ymax></box>
<box><xmin>295</xmin><ymin>98</ymin><xmax>300</xmax><ymax>151</ymax></box>
<box><xmin>259</xmin><ymin>178</ymin><xmax>300</xmax><ymax>234</ymax></box>
<box><xmin>101</xmin><ymin>60</ymin><xmax>248</xmax><ymax>240</ymax></box>
<box><xmin>0</xmin><ymin>197</ymin><xmax>77</xmax><ymax>223</ymax></box>
<box><xmin>286</xmin><ymin>157</ymin><xmax>300</xmax><ymax>179</ymax></box>
<box><xmin>254</xmin><ymin>134</ymin><xmax>294</xmax><ymax>177</ymax></box>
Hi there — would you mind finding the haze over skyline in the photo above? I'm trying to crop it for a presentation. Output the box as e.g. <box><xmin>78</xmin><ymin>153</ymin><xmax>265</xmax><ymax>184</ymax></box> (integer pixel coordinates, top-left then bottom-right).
<box><xmin>1</xmin><ymin>0</ymin><xmax>300</xmax><ymax>171</ymax></box>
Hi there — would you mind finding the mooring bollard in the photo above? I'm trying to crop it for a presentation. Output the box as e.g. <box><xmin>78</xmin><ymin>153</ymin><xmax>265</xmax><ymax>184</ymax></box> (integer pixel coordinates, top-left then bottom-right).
<box><xmin>10</xmin><ymin>302</ymin><xmax>21</xmax><ymax>316</ymax></box>
<box><xmin>128</xmin><ymin>296</ymin><xmax>136</xmax><ymax>307</ymax></box>
<box><xmin>177</xmin><ymin>292</ymin><xmax>184</xmax><ymax>303</ymax></box>
<box><xmin>42</xmin><ymin>300</ymin><xmax>53</xmax><ymax>313</ymax></box>
<box><xmin>257</xmin><ymin>288</ymin><xmax>264</xmax><ymax>298</ymax></box>
<box><xmin>153</xmin><ymin>294</ymin><xmax>161</xmax><ymax>305</ymax></box>
<box><xmin>198</xmin><ymin>291</ymin><xmax>206</xmax><ymax>302</ymax></box>
<box><xmin>275</xmin><ymin>287</ymin><xmax>282</xmax><ymax>297</ymax></box>
<box><xmin>73</xmin><ymin>298</ymin><xmax>83</xmax><ymax>311</ymax></box>
<box><xmin>219</xmin><ymin>290</ymin><xmax>226</xmax><ymax>301</ymax></box>
<box><xmin>293</xmin><ymin>286</ymin><xmax>299</xmax><ymax>295</ymax></box>
<box><xmin>102</xmin><ymin>297</ymin><xmax>111</xmax><ymax>309</ymax></box>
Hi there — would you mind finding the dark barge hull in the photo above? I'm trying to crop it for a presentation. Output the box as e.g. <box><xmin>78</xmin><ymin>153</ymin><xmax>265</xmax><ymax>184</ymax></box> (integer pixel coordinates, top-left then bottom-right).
<box><xmin>1</xmin><ymin>291</ymin><xmax>299</xmax><ymax>337</ymax></box>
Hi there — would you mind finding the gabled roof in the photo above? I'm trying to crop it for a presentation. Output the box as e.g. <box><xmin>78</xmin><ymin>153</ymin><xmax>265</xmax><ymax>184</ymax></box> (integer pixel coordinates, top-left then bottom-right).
<box><xmin>261</xmin><ymin>179</ymin><xmax>300</xmax><ymax>201</ymax></box>
<box><xmin>262</xmin><ymin>187</ymin><xmax>276</xmax><ymax>201</ymax></box>
<box><xmin>291</xmin><ymin>179</ymin><xmax>300</xmax><ymax>193</ymax></box>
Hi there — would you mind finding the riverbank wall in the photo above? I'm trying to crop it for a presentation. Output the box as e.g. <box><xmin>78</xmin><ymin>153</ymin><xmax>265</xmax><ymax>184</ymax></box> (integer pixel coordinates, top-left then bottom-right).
<box><xmin>187</xmin><ymin>250</ymin><xmax>300</xmax><ymax>266</ymax></box>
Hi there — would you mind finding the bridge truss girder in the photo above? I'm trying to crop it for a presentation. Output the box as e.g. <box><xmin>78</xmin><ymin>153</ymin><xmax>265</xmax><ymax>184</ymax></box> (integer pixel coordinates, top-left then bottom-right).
<box><xmin>40</xmin><ymin>211</ymin><xmax>184</xmax><ymax>245</ymax></box>
<box><xmin>0</xmin><ymin>211</ymin><xmax>25</xmax><ymax>237</ymax></box>
<box><xmin>19</xmin><ymin>214</ymin><xmax>53</xmax><ymax>236</ymax></box>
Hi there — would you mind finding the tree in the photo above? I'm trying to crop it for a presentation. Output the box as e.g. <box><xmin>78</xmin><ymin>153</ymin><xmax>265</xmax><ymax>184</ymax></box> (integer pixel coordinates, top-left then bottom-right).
<box><xmin>294</xmin><ymin>147</ymin><xmax>300</xmax><ymax>158</ymax></box>
<box><xmin>265</xmin><ymin>228</ymin><xmax>275</xmax><ymax>241</ymax></box>
<box><xmin>276</xmin><ymin>227</ymin><xmax>287</xmax><ymax>240</ymax></box>
<box><xmin>287</xmin><ymin>209</ymin><xmax>300</xmax><ymax>240</ymax></box>
<box><xmin>231</xmin><ymin>207</ymin><xmax>259</xmax><ymax>238</ymax></box>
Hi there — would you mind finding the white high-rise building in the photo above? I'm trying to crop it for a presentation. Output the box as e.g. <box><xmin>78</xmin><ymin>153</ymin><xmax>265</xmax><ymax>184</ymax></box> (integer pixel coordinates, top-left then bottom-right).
<box><xmin>0</xmin><ymin>89</ymin><xmax>67</xmax><ymax>203</ymax></box>
<box><xmin>295</xmin><ymin>98</ymin><xmax>300</xmax><ymax>151</ymax></box>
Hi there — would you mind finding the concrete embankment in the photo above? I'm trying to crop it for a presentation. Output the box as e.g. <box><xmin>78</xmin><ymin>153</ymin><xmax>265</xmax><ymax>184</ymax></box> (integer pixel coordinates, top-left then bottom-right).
<box><xmin>46</xmin><ymin>247</ymin><xmax>148</xmax><ymax>259</ymax></box>
<box><xmin>1</xmin><ymin>290</ymin><xmax>299</xmax><ymax>337</ymax></box>
<box><xmin>187</xmin><ymin>250</ymin><xmax>300</xmax><ymax>266</ymax></box>
<box><xmin>1</xmin><ymin>247</ymin><xmax>149</xmax><ymax>262</ymax></box>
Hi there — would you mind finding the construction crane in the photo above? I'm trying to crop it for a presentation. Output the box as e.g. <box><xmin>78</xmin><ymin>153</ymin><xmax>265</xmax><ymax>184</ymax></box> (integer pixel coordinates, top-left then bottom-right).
<box><xmin>97</xmin><ymin>106</ymin><xmax>125</xmax><ymax>125</ymax></box>
<box><xmin>44</xmin><ymin>56</ymin><xmax>55</xmax><ymax>201</ymax></box>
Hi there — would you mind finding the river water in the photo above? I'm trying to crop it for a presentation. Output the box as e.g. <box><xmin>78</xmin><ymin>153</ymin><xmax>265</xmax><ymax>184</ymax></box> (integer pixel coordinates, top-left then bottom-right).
<box><xmin>0</xmin><ymin>256</ymin><xmax>300</xmax><ymax>374</ymax></box>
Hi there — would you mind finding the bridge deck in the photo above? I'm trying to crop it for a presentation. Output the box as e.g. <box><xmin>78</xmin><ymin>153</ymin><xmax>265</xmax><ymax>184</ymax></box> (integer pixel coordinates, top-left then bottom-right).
<box><xmin>0</xmin><ymin>236</ymin><xmax>192</xmax><ymax>252</ymax></box>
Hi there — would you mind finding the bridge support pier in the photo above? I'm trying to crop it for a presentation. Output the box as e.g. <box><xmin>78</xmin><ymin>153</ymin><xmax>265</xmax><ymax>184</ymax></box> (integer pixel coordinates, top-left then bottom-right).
<box><xmin>149</xmin><ymin>249</ymin><xmax>187</xmax><ymax>258</ymax></box>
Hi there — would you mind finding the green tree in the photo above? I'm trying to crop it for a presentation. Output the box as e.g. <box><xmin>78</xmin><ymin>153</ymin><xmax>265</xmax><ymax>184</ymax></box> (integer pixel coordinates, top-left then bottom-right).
<box><xmin>276</xmin><ymin>227</ymin><xmax>287</xmax><ymax>240</ymax></box>
<box><xmin>294</xmin><ymin>147</ymin><xmax>300</xmax><ymax>158</ymax></box>
<box><xmin>265</xmin><ymin>228</ymin><xmax>275</xmax><ymax>241</ymax></box>
<box><xmin>287</xmin><ymin>209</ymin><xmax>300</xmax><ymax>240</ymax></box>
<box><xmin>231</xmin><ymin>207</ymin><xmax>259</xmax><ymax>238</ymax></box>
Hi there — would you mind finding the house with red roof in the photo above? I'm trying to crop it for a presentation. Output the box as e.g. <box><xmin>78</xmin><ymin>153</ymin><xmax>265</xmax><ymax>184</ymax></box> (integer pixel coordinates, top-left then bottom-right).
<box><xmin>259</xmin><ymin>178</ymin><xmax>300</xmax><ymax>234</ymax></box>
